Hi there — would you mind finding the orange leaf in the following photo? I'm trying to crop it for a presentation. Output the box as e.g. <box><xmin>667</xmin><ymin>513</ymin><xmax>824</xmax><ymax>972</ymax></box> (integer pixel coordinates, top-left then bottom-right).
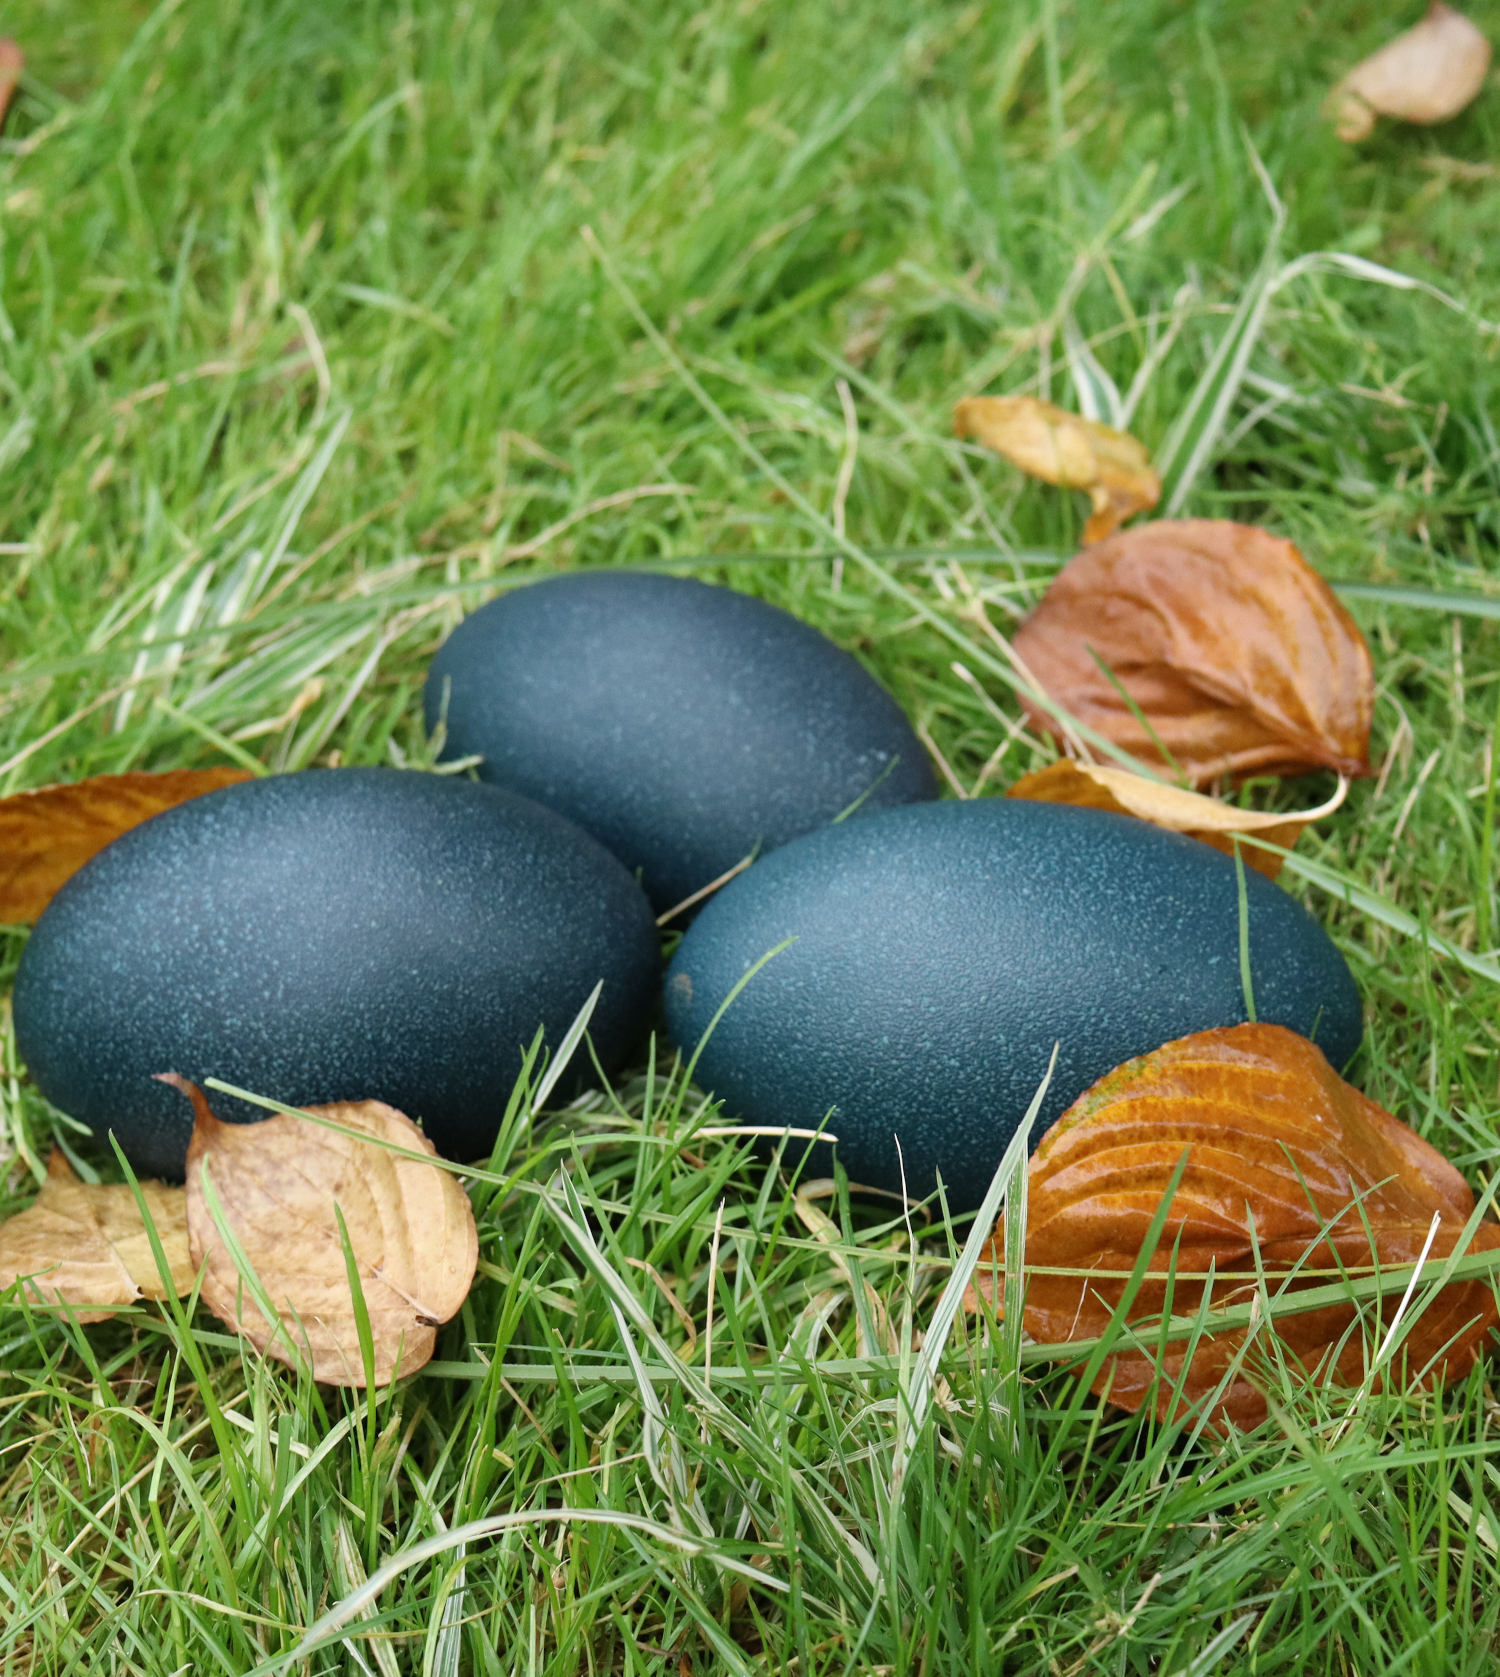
<box><xmin>1011</xmin><ymin>520</ymin><xmax>1374</xmax><ymax>786</ymax></box>
<box><xmin>970</xmin><ymin>1024</ymin><xmax>1500</xmax><ymax>1430</ymax></box>
<box><xmin>0</xmin><ymin>1150</ymin><xmax>191</xmax><ymax>1322</ymax></box>
<box><xmin>171</xmin><ymin>1077</ymin><xmax>478</xmax><ymax>1388</ymax></box>
<box><xmin>0</xmin><ymin>767</ymin><xmax>255</xmax><ymax>923</ymax></box>
<box><xmin>1005</xmin><ymin>759</ymin><xmax>1348</xmax><ymax>880</ymax></box>
<box><xmin>0</xmin><ymin>40</ymin><xmax>20</xmax><ymax>132</ymax></box>
<box><xmin>1329</xmin><ymin>4</ymin><xmax>1490</xmax><ymax>142</ymax></box>
<box><xmin>954</xmin><ymin>395</ymin><xmax>1160</xmax><ymax>543</ymax></box>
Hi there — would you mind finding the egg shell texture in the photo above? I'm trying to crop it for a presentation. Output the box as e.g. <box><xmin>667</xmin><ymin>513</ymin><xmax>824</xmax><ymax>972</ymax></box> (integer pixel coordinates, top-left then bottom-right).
<box><xmin>423</xmin><ymin>570</ymin><xmax>938</xmax><ymax>911</ymax></box>
<box><xmin>13</xmin><ymin>768</ymin><xmax>660</xmax><ymax>1179</ymax></box>
<box><xmin>665</xmin><ymin>799</ymin><xmax>1363</xmax><ymax>1212</ymax></box>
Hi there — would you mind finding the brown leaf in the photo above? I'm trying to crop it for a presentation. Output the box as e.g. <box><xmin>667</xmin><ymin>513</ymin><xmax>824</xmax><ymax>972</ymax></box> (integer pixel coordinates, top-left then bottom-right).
<box><xmin>0</xmin><ymin>767</ymin><xmax>255</xmax><ymax>923</ymax></box>
<box><xmin>0</xmin><ymin>40</ymin><xmax>21</xmax><ymax>132</ymax></box>
<box><xmin>0</xmin><ymin>1149</ymin><xmax>191</xmax><ymax>1322</ymax></box>
<box><xmin>1330</xmin><ymin>4</ymin><xmax>1490</xmax><ymax>143</ymax></box>
<box><xmin>969</xmin><ymin>1024</ymin><xmax>1500</xmax><ymax>1430</ymax></box>
<box><xmin>954</xmin><ymin>395</ymin><xmax>1160</xmax><ymax>543</ymax></box>
<box><xmin>171</xmin><ymin>1077</ymin><xmax>478</xmax><ymax>1387</ymax></box>
<box><xmin>1011</xmin><ymin>520</ymin><xmax>1374</xmax><ymax>787</ymax></box>
<box><xmin>1005</xmin><ymin>759</ymin><xmax>1348</xmax><ymax>880</ymax></box>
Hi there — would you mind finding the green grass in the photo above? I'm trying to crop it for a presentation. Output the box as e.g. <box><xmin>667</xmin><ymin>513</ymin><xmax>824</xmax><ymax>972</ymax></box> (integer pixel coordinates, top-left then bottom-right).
<box><xmin>5</xmin><ymin>0</ymin><xmax>1500</xmax><ymax>1669</ymax></box>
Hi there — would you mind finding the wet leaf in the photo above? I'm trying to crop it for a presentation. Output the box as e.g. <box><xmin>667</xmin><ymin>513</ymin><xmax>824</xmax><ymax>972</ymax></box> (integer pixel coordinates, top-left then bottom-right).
<box><xmin>1011</xmin><ymin>520</ymin><xmax>1374</xmax><ymax>786</ymax></box>
<box><xmin>0</xmin><ymin>1150</ymin><xmax>191</xmax><ymax>1322</ymax></box>
<box><xmin>171</xmin><ymin>1077</ymin><xmax>478</xmax><ymax>1387</ymax></box>
<box><xmin>1005</xmin><ymin>759</ymin><xmax>1348</xmax><ymax>880</ymax></box>
<box><xmin>970</xmin><ymin>1025</ymin><xmax>1500</xmax><ymax>1430</ymax></box>
<box><xmin>1330</xmin><ymin>4</ymin><xmax>1490</xmax><ymax>143</ymax></box>
<box><xmin>0</xmin><ymin>766</ymin><xmax>255</xmax><ymax>923</ymax></box>
<box><xmin>954</xmin><ymin>395</ymin><xmax>1160</xmax><ymax>543</ymax></box>
<box><xmin>0</xmin><ymin>40</ymin><xmax>20</xmax><ymax>131</ymax></box>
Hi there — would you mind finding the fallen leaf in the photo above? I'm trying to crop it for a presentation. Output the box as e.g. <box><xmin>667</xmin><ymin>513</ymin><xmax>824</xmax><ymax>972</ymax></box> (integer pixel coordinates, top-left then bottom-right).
<box><xmin>1005</xmin><ymin>759</ymin><xmax>1348</xmax><ymax>880</ymax></box>
<box><xmin>1329</xmin><ymin>4</ymin><xmax>1490</xmax><ymax>143</ymax></box>
<box><xmin>0</xmin><ymin>40</ymin><xmax>20</xmax><ymax>132</ymax></box>
<box><xmin>0</xmin><ymin>1149</ymin><xmax>191</xmax><ymax>1322</ymax></box>
<box><xmin>170</xmin><ymin>1077</ymin><xmax>478</xmax><ymax>1387</ymax></box>
<box><xmin>954</xmin><ymin>395</ymin><xmax>1160</xmax><ymax>543</ymax></box>
<box><xmin>969</xmin><ymin>1024</ymin><xmax>1500</xmax><ymax>1430</ymax></box>
<box><xmin>0</xmin><ymin>766</ymin><xmax>254</xmax><ymax>923</ymax></box>
<box><xmin>1011</xmin><ymin>519</ymin><xmax>1374</xmax><ymax>786</ymax></box>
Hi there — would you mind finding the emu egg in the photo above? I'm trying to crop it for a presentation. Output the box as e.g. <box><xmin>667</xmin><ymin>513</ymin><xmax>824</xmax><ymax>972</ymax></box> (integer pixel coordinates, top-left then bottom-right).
<box><xmin>665</xmin><ymin>799</ymin><xmax>1363</xmax><ymax>1211</ymax></box>
<box><xmin>13</xmin><ymin>768</ymin><xmax>660</xmax><ymax>1178</ymax></box>
<box><xmin>422</xmin><ymin>571</ymin><xmax>937</xmax><ymax>912</ymax></box>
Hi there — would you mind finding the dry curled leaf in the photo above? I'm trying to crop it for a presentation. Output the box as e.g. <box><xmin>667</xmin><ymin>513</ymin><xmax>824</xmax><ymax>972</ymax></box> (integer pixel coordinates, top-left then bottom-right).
<box><xmin>0</xmin><ymin>767</ymin><xmax>254</xmax><ymax>923</ymax></box>
<box><xmin>170</xmin><ymin>1077</ymin><xmax>478</xmax><ymax>1387</ymax></box>
<box><xmin>0</xmin><ymin>1150</ymin><xmax>191</xmax><ymax>1322</ymax></box>
<box><xmin>1330</xmin><ymin>4</ymin><xmax>1490</xmax><ymax>143</ymax></box>
<box><xmin>1012</xmin><ymin>520</ymin><xmax>1374</xmax><ymax>787</ymax></box>
<box><xmin>1005</xmin><ymin>759</ymin><xmax>1348</xmax><ymax>880</ymax></box>
<box><xmin>954</xmin><ymin>395</ymin><xmax>1160</xmax><ymax>543</ymax></box>
<box><xmin>970</xmin><ymin>1025</ymin><xmax>1500</xmax><ymax>1430</ymax></box>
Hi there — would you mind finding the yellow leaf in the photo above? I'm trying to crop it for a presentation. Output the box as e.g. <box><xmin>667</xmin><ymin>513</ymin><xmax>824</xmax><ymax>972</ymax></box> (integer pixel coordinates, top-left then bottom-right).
<box><xmin>969</xmin><ymin>1024</ymin><xmax>1500</xmax><ymax>1430</ymax></box>
<box><xmin>1330</xmin><ymin>4</ymin><xmax>1491</xmax><ymax>142</ymax></box>
<box><xmin>171</xmin><ymin>1077</ymin><xmax>478</xmax><ymax>1388</ymax></box>
<box><xmin>0</xmin><ymin>1150</ymin><xmax>191</xmax><ymax>1322</ymax></box>
<box><xmin>953</xmin><ymin>394</ymin><xmax>1160</xmax><ymax>543</ymax></box>
<box><xmin>0</xmin><ymin>767</ymin><xmax>254</xmax><ymax>923</ymax></box>
<box><xmin>1005</xmin><ymin>759</ymin><xmax>1348</xmax><ymax>880</ymax></box>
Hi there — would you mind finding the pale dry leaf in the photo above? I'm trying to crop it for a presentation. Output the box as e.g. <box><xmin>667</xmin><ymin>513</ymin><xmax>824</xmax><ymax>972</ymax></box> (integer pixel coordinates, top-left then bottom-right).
<box><xmin>0</xmin><ymin>1149</ymin><xmax>191</xmax><ymax>1322</ymax></box>
<box><xmin>171</xmin><ymin>1077</ymin><xmax>478</xmax><ymax>1387</ymax></box>
<box><xmin>0</xmin><ymin>40</ymin><xmax>20</xmax><ymax>131</ymax></box>
<box><xmin>0</xmin><ymin>767</ymin><xmax>255</xmax><ymax>923</ymax></box>
<box><xmin>1012</xmin><ymin>519</ymin><xmax>1374</xmax><ymax>787</ymax></box>
<box><xmin>1005</xmin><ymin>759</ymin><xmax>1348</xmax><ymax>880</ymax></box>
<box><xmin>967</xmin><ymin>1024</ymin><xmax>1500</xmax><ymax>1430</ymax></box>
<box><xmin>1330</xmin><ymin>4</ymin><xmax>1491</xmax><ymax>143</ymax></box>
<box><xmin>954</xmin><ymin>395</ymin><xmax>1160</xmax><ymax>543</ymax></box>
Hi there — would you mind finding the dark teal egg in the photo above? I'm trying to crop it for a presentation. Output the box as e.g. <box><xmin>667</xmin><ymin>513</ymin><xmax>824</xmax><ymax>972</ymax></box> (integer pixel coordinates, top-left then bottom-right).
<box><xmin>422</xmin><ymin>571</ymin><xmax>937</xmax><ymax>912</ymax></box>
<box><xmin>664</xmin><ymin>799</ymin><xmax>1363</xmax><ymax>1212</ymax></box>
<box><xmin>13</xmin><ymin>769</ymin><xmax>659</xmax><ymax>1179</ymax></box>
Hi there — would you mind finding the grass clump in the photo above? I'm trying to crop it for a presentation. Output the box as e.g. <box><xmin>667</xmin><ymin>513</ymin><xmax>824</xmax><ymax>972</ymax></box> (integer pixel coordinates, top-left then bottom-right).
<box><xmin>5</xmin><ymin>0</ymin><xmax>1500</xmax><ymax>1670</ymax></box>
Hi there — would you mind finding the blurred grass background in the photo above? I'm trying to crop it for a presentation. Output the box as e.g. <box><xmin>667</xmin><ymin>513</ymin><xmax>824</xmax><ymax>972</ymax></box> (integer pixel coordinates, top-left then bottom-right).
<box><xmin>4</xmin><ymin>1</ymin><xmax>1500</xmax><ymax>1671</ymax></box>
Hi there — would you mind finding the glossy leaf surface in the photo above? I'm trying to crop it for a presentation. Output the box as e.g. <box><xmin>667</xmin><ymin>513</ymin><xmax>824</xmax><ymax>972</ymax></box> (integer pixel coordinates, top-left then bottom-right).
<box><xmin>972</xmin><ymin>1025</ymin><xmax>1500</xmax><ymax>1429</ymax></box>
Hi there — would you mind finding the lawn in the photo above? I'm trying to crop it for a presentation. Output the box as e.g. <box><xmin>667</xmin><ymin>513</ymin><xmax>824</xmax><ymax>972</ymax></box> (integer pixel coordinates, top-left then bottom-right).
<box><xmin>4</xmin><ymin>0</ymin><xmax>1500</xmax><ymax>1671</ymax></box>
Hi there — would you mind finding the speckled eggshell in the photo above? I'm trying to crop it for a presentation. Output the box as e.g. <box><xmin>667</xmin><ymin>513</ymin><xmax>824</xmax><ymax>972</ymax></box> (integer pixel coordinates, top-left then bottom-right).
<box><xmin>664</xmin><ymin>799</ymin><xmax>1363</xmax><ymax>1212</ymax></box>
<box><xmin>422</xmin><ymin>570</ymin><xmax>938</xmax><ymax>912</ymax></box>
<box><xmin>13</xmin><ymin>768</ymin><xmax>660</xmax><ymax>1179</ymax></box>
